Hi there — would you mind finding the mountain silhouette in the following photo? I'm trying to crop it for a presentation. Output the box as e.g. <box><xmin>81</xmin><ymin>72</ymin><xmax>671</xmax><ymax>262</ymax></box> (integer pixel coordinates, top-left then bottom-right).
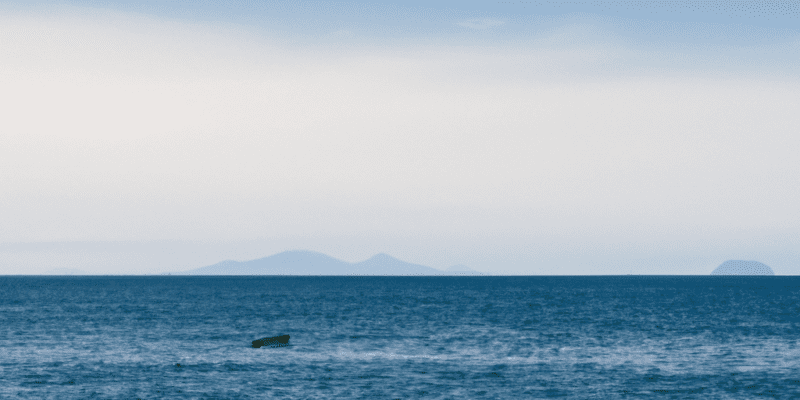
<box><xmin>186</xmin><ymin>251</ymin><xmax>349</xmax><ymax>275</ymax></box>
<box><xmin>183</xmin><ymin>250</ymin><xmax>475</xmax><ymax>276</ymax></box>
<box><xmin>350</xmin><ymin>253</ymin><xmax>442</xmax><ymax>275</ymax></box>
<box><xmin>710</xmin><ymin>260</ymin><xmax>775</xmax><ymax>275</ymax></box>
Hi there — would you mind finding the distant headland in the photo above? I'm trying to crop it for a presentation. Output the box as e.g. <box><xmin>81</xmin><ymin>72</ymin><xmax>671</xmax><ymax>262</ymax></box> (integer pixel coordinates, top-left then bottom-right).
<box><xmin>181</xmin><ymin>251</ymin><xmax>484</xmax><ymax>276</ymax></box>
<box><xmin>710</xmin><ymin>260</ymin><xmax>775</xmax><ymax>275</ymax></box>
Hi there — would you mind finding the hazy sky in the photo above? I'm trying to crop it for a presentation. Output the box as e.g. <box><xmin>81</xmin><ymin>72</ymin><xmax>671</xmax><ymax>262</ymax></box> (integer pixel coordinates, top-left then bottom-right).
<box><xmin>2</xmin><ymin>1</ymin><xmax>799</xmax><ymax>274</ymax></box>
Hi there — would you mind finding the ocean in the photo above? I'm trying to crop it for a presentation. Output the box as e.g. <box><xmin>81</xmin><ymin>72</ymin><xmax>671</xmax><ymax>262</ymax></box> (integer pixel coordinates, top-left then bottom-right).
<box><xmin>1</xmin><ymin>276</ymin><xmax>798</xmax><ymax>398</ymax></box>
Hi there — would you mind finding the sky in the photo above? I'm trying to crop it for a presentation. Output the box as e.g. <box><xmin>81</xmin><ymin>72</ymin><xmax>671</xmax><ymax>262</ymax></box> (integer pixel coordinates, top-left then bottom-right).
<box><xmin>1</xmin><ymin>0</ymin><xmax>799</xmax><ymax>275</ymax></box>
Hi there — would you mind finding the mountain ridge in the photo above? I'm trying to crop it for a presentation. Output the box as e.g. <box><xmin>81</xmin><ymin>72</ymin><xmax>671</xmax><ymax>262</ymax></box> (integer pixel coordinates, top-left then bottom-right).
<box><xmin>183</xmin><ymin>250</ymin><xmax>482</xmax><ymax>276</ymax></box>
<box><xmin>710</xmin><ymin>260</ymin><xmax>775</xmax><ymax>275</ymax></box>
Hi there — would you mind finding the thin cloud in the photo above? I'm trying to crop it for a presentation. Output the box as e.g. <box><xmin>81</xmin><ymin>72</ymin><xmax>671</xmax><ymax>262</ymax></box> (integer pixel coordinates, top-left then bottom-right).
<box><xmin>456</xmin><ymin>18</ymin><xmax>505</xmax><ymax>29</ymax></box>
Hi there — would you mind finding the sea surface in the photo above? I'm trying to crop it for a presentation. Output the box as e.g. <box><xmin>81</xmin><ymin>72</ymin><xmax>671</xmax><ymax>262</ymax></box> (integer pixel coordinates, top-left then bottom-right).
<box><xmin>1</xmin><ymin>276</ymin><xmax>799</xmax><ymax>399</ymax></box>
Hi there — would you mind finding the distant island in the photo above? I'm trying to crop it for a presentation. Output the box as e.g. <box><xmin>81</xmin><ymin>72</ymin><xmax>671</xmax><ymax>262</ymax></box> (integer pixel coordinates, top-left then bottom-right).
<box><xmin>710</xmin><ymin>260</ymin><xmax>775</xmax><ymax>275</ymax></box>
<box><xmin>181</xmin><ymin>251</ymin><xmax>484</xmax><ymax>276</ymax></box>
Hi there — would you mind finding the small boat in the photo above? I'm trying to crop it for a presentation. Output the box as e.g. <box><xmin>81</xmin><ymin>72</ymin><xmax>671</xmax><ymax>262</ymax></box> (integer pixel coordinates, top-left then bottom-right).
<box><xmin>252</xmin><ymin>334</ymin><xmax>290</xmax><ymax>348</ymax></box>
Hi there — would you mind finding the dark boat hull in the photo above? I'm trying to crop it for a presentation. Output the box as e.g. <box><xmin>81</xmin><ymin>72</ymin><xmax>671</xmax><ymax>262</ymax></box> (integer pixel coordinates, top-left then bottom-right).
<box><xmin>252</xmin><ymin>335</ymin><xmax>290</xmax><ymax>348</ymax></box>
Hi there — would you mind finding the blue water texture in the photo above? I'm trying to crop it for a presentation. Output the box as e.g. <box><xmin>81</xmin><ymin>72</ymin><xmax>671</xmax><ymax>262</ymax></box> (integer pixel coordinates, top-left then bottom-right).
<box><xmin>2</xmin><ymin>276</ymin><xmax>799</xmax><ymax>398</ymax></box>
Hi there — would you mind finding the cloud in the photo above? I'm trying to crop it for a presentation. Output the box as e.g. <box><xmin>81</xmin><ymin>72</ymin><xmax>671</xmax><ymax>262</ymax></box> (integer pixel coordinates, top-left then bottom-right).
<box><xmin>456</xmin><ymin>18</ymin><xmax>505</xmax><ymax>29</ymax></box>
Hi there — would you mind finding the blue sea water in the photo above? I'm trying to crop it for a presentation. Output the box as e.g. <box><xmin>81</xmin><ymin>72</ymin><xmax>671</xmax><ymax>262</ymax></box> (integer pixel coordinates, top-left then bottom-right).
<box><xmin>1</xmin><ymin>276</ymin><xmax>799</xmax><ymax>399</ymax></box>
